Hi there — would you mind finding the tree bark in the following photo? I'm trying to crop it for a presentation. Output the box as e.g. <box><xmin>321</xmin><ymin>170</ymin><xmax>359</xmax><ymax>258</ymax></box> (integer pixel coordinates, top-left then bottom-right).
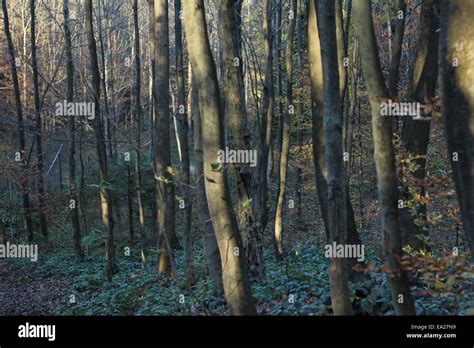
<box><xmin>64</xmin><ymin>0</ymin><xmax>83</xmax><ymax>260</ymax></box>
<box><xmin>175</xmin><ymin>0</ymin><xmax>193</xmax><ymax>282</ymax></box>
<box><xmin>153</xmin><ymin>0</ymin><xmax>175</xmax><ymax>273</ymax></box>
<box><xmin>190</xmin><ymin>70</ymin><xmax>224</xmax><ymax>295</ymax></box>
<box><xmin>2</xmin><ymin>0</ymin><xmax>34</xmax><ymax>242</ymax></box>
<box><xmin>353</xmin><ymin>0</ymin><xmax>415</xmax><ymax>314</ymax></box>
<box><xmin>183</xmin><ymin>0</ymin><xmax>257</xmax><ymax>315</ymax></box>
<box><xmin>85</xmin><ymin>0</ymin><xmax>115</xmax><ymax>281</ymax></box>
<box><xmin>30</xmin><ymin>0</ymin><xmax>48</xmax><ymax>238</ymax></box>
<box><xmin>400</xmin><ymin>0</ymin><xmax>439</xmax><ymax>249</ymax></box>
<box><xmin>317</xmin><ymin>0</ymin><xmax>353</xmax><ymax>315</ymax></box>
<box><xmin>439</xmin><ymin>0</ymin><xmax>474</xmax><ymax>263</ymax></box>
<box><xmin>256</xmin><ymin>0</ymin><xmax>274</xmax><ymax>233</ymax></box>
<box><xmin>217</xmin><ymin>0</ymin><xmax>265</xmax><ymax>281</ymax></box>
<box><xmin>274</xmin><ymin>0</ymin><xmax>297</xmax><ymax>261</ymax></box>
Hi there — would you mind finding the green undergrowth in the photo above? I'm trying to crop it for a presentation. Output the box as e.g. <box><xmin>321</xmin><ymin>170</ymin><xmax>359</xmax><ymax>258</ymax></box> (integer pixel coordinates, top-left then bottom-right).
<box><xmin>4</xmin><ymin>243</ymin><xmax>472</xmax><ymax>316</ymax></box>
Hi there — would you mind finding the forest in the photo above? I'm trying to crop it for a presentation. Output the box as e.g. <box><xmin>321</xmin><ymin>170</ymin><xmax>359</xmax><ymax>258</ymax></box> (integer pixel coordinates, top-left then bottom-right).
<box><xmin>0</xmin><ymin>0</ymin><xmax>473</xmax><ymax>317</ymax></box>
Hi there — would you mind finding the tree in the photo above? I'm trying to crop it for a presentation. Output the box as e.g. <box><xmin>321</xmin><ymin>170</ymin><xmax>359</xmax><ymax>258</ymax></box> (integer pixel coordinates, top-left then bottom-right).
<box><xmin>85</xmin><ymin>0</ymin><xmax>114</xmax><ymax>281</ymax></box>
<box><xmin>217</xmin><ymin>0</ymin><xmax>265</xmax><ymax>281</ymax></box>
<box><xmin>190</xmin><ymin>70</ymin><xmax>223</xmax><ymax>294</ymax></box>
<box><xmin>256</xmin><ymin>0</ymin><xmax>274</xmax><ymax>233</ymax></box>
<box><xmin>174</xmin><ymin>0</ymin><xmax>193</xmax><ymax>281</ymax></box>
<box><xmin>30</xmin><ymin>0</ymin><xmax>48</xmax><ymax>238</ymax></box>
<box><xmin>273</xmin><ymin>0</ymin><xmax>297</xmax><ymax>261</ymax></box>
<box><xmin>132</xmin><ymin>0</ymin><xmax>147</xmax><ymax>268</ymax></box>
<box><xmin>353</xmin><ymin>0</ymin><xmax>414</xmax><ymax>315</ymax></box>
<box><xmin>2</xmin><ymin>0</ymin><xmax>34</xmax><ymax>242</ymax></box>
<box><xmin>316</xmin><ymin>0</ymin><xmax>353</xmax><ymax>315</ymax></box>
<box><xmin>152</xmin><ymin>0</ymin><xmax>175</xmax><ymax>273</ymax></box>
<box><xmin>400</xmin><ymin>0</ymin><xmax>439</xmax><ymax>249</ymax></box>
<box><xmin>308</xmin><ymin>0</ymin><xmax>364</xmax><ymax>279</ymax></box>
<box><xmin>439</xmin><ymin>0</ymin><xmax>474</xmax><ymax>263</ymax></box>
<box><xmin>183</xmin><ymin>0</ymin><xmax>257</xmax><ymax>315</ymax></box>
<box><xmin>63</xmin><ymin>0</ymin><xmax>83</xmax><ymax>260</ymax></box>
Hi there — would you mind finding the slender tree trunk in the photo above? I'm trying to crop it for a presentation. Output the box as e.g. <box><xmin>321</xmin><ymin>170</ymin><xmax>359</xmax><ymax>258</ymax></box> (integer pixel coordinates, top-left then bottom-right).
<box><xmin>175</xmin><ymin>0</ymin><xmax>193</xmax><ymax>281</ymax></box>
<box><xmin>2</xmin><ymin>0</ymin><xmax>34</xmax><ymax>242</ymax></box>
<box><xmin>183</xmin><ymin>0</ymin><xmax>257</xmax><ymax>315</ymax></box>
<box><xmin>64</xmin><ymin>0</ymin><xmax>83</xmax><ymax>260</ymax></box>
<box><xmin>388</xmin><ymin>0</ymin><xmax>406</xmax><ymax>99</ymax></box>
<box><xmin>273</xmin><ymin>0</ymin><xmax>297</xmax><ymax>261</ymax></box>
<box><xmin>317</xmin><ymin>0</ymin><xmax>353</xmax><ymax>315</ymax></box>
<box><xmin>353</xmin><ymin>0</ymin><xmax>414</xmax><ymax>314</ymax></box>
<box><xmin>273</xmin><ymin>1</ymin><xmax>283</xmax><ymax>179</ymax></box>
<box><xmin>133</xmin><ymin>0</ymin><xmax>147</xmax><ymax>268</ymax></box>
<box><xmin>400</xmin><ymin>0</ymin><xmax>439</xmax><ymax>249</ymax></box>
<box><xmin>190</xmin><ymin>70</ymin><xmax>224</xmax><ymax>294</ymax></box>
<box><xmin>217</xmin><ymin>0</ymin><xmax>265</xmax><ymax>281</ymax></box>
<box><xmin>295</xmin><ymin>0</ymin><xmax>306</xmax><ymax>225</ymax></box>
<box><xmin>153</xmin><ymin>0</ymin><xmax>174</xmax><ymax>273</ymax></box>
<box><xmin>439</xmin><ymin>0</ymin><xmax>474</xmax><ymax>263</ymax></box>
<box><xmin>85</xmin><ymin>0</ymin><xmax>114</xmax><ymax>281</ymax></box>
<box><xmin>30</xmin><ymin>0</ymin><xmax>48</xmax><ymax>238</ymax></box>
<box><xmin>256</xmin><ymin>0</ymin><xmax>274</xmax><ymax>233</ymax></box>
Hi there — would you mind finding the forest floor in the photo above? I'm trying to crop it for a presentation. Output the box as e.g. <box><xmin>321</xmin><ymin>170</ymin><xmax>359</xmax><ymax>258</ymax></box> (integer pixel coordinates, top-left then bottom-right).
<box><xmin>1</xmin><ymin>239</ymin><xmax>473</xmax><ymax>316</ymax></box>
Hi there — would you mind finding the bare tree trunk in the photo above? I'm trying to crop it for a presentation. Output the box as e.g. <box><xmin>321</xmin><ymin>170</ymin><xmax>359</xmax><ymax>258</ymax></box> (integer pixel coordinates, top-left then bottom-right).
<box><xmin>400</xmin><ymin>0</ymin><xmax>439</xmax><ymax>249</ymax></box>
<box><xmin>190</xmin><ymin>69</ymin><xmax>224</xmax><ymax>295</ymax></box>
<box><xmin>85</xmin><ymin>0</ymin><xmax>115</xmax><ymax>281</ymax></box>
<box><xmin>64</xmin><ymin>0</ymin><xmax>83</xmax><ymax>260</ymax></box>
<box><xmin>175</xmin><ymin>0</ymin><xmax>193</xmax><ymax>282</ymax></box>
<box><xmin>273</xmin><ymin>1</ymin><xmax>283</xmax><ymax>179</ymax></box>
<box><xmin>353</xmin><ymin>0</ymin><xmax>414</xmax><ymax>315</ymax></box>
<box><xmin>294</xmin><ymin>0</ymin><xmax>306</xmax><ymax>225</ymax></box>
<box><xmin>439</xmin><ymin>0</ymin><xmax>474</xmax><ymax>263</ymax></box>
<box><xmin>388</xmin><ymin>0</ymin><xmax>406</xmax><ymax>99</ymax></box>
<box><xmin>153</xmin><ymin>0</ymin><xmax>175</xmax><ymax>274</ymax></box>
<box><xmin>256</xmin><ymin>0</ymin><xmax>274</xmax><ymax>233</ymax></box>
<box><xmin>273</xmin><ymin>0</ymin><xmax>297</xmax><ymax>261</ymax></box>
<box><xmin>317</xmin><ymin>0</ymin><xmax>353</xmax><ymax>315</ymax></box>
<box><xmin>183</xmin><ymin>0</ymin><xmax>257</xmax><ymax>315</ymax></box>
<box><xmin>217</xmin><ymin>0</ymin><xmax>265</xmax><ymax>281</ymax></box>
<box><xmin>30</xmin><ymin>0</ymin><xmax>48</xmax><ymax>238</ymax></box>
<box><xmin>2</xmin><ymin>0</ymin><xmax>34</xmax><ymax>242</ymax></box>
<box><xmin>132</xmin><ymin>0</ymin><xmax>147</xmax><ymax>268</ymax></box>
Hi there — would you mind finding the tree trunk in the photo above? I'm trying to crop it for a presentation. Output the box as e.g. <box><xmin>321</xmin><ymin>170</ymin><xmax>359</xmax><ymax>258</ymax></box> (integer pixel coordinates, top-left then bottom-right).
<box><xmin>190</xmin><ymin>70</ymin><xmax>224</xmax><ymax>295</ymax></box>
<box><xmin>133</xmin><ymin>0</ymin><xmax>147</xmax><ymax>268</ymax></box>
<box><xmin>273</xmin><ymin>0</ymin><xmax>297</xmax><ymax>261</ymax></box>
<box><xmin>294</xmin><ymin>0</ymin><xmax>306</xmax><ymax>225</ymax></box>
<box><xmin>64</xmin><ymin>0</ymin><xmax>83</xmax><ymax>260</ymax></box>
<box><xmin>400</xmin><ymin>0</ymin><xmax>439</xmax><ymax>249</ymax></box>
<box><xmin>85</xmin><ymin>0</ymin><xmax>115</xmax><ymax>281</ymax></box>
<box><xmin>255</xmin><ymin>0</ymin><xmax>274</xmax><ymax>234</ymax></box>
<box><xmin>273</xmin><ymin>1</ymin><xmax>283</xmax><ymax>179</ymax></box>
<box><xmin>217</xmin><ymin>0</ymin><xmax>265</xmax><ymax>281</ymax></box>
<box><xmin>183</xmin><ymin>0</ymin><xmax>257</xmax><ymax>315</ymax></box>
<box><xmin>353</xmin><ymin>0</ymin><xmax>414</xmax><ymax>314</ymax></box>
<box><xmin>2</xmin><ymin>0</ymin><xmax>34</xmax><ymax>242</ymax></box>
<box><xmin>30</xmin><ymin>0</ymin><xmax>48</xmax><ymax>239</ymax></box>
<box><xmin>317</xmin><ymin>0</ymin><xmax>354</xmax><ymax>315</ymax></box>
<box><xmin>175</xmin><ymin>0</ymin><xmax>193</xmax><ymax>282</ymax></box>
<box><xmin>388</xmin><ymin>0</ymin><xmax>406</xmax><ymax>100</ymax></box>
<box><xmin>439</xmin><ymin>0</ymin><xmax>474</xmax><ymax>263</ymax></box>
<box><xmin>153</xmin><ymin>0</ymin><xmax>175</xmax><ymax>274</ymax></box>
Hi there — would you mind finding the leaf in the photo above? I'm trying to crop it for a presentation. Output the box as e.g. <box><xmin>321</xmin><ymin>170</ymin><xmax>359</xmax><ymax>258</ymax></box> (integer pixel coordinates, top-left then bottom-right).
<box><xmin>210</xmin><ymin>162</ymin><xmax>223</xmax><ymax>171</ymax></box>
<box><xmin>242</xmin><ymin>198</ymin><xmax>252</xmax><ymax>210</ymax></box>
